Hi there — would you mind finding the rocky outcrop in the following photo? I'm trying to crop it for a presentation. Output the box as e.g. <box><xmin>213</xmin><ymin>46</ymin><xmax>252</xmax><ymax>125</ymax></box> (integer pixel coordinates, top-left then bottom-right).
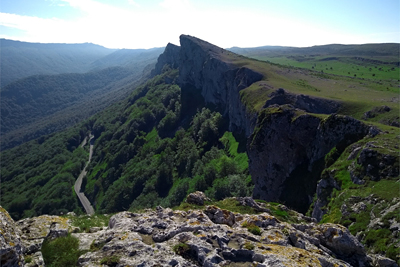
<box><xmin>151</xmin><ymin>35</ymin><xmax>263</xmax><ymax>136</ymax></box>
<box><xmin>0</xmin><ymin>206</ymin><xmax>24</xmax><ymax>267</ymax></box>
<box><xmin>77</xmin><ymin>205</ymin><xmax>376</xmax><ymax>267</ymax></box>
<box><xmin>248</xmin><ymin>105</ymin><xmax>373</xmax><ymax>213</ymax></box>
<box><xmin>313</xmin><ymin>139</ymin><xmax>399</xmax><ymax>221</ymax></box>
<box><xmin>2</xmin><ymin>202</ymin><xmax>398</xmax><ymax>266</ymax></box>
<box><xmin>264</xmin><ymin>88</ymin><xmax>340</xmax><ymax>114</ymax></box>
<box><xmin>151</xmin><ymin>43</ymin><xmax>180</xmax><ymax>76</ymax></box>
<box><xmin>362</xmin><ymin>105</ymin><xmax>399</xmax><ymax>127</ymax></box>
<box><xmin>17</xmin><ymin>215</ymin><xmax>69</xmax><ymax>255</ymax></box>
<box><xmin>363</xmin><ymin>106</ymin><xmax>391</xmax><ymax>119</ymax></box>
<box><xmin>0</xmin><ymin>208</ymin><xmax>68</xmax><ymax>267</ymax></box>
<box><xmin>179</xmin><ymin>35</ymin><xmax>263</xmax><ymax>135</ymax></box>
<box><xmin>186</xmin><ymin>191</ymin><xmax>211</xmax><ymax>206</ymax></box>
<box><xmin>348</xmin><ymin>141</ymin><xmax>399</xmax><ymax>183</ymax></box>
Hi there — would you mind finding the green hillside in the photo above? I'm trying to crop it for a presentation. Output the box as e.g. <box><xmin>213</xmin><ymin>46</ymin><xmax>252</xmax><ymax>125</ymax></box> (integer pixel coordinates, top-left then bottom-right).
<box><xmin>1</xmin><ymin>37</ymin><xmax>398</xmax><ymax>263</ymax></box>
<box><xmin>0</xmin><ymin>68</ymin><xmax>252</xmax><ymax>219</ymax></box>
<box><xmin>230</xmin><ymin>43</ymin><xmax>400</xmax><ymax>82</ymax></box>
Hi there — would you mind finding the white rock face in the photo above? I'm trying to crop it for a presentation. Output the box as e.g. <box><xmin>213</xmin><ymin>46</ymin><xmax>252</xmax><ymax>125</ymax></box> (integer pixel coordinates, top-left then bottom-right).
<box><xmin>1</xmin><ymin>201</ymin><xmax>397</xmax><ymax>267</ymax></box>
<box><xmin>0</xmin><ymin>206</ymin><xmax>24</xmax><ymax>267</ymax></box>
<box><xmin>16</xmin><ymin>215</ymin><xmax>70</xmax><ymax>255</ymax></box>
<box><xmin>76</xmin><ymin>205</ymin><xmax>377</xmax><ymax>267</ymax></box>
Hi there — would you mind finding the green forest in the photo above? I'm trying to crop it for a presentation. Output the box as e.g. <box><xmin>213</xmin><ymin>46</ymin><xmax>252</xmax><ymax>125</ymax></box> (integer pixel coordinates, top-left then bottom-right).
<box><xmin>1</xmin><ymin>68</ymin><xmax>252</xmax><ymax>220</ymax></box>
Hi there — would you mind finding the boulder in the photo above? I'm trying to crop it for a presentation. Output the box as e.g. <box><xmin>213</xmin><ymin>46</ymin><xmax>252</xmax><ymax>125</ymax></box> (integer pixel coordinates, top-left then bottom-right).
<box><xmin>16</xmin><ymin>215</ymin><xmax>70</xmax><ymax>254</ymax></box>
<box><xmin>186</xmin><ymin>191</ymin><xmax>211</xmax><ymax>206</ymax></box>
<box><xmin>370</xmin><ymin>254</ymin><xmax>399</xmax><ymax>267</ymax></box>
<box><xmin>204</xmin><ymin>206</ymin><xmax>236</xmax><ymax>227</ymax></box>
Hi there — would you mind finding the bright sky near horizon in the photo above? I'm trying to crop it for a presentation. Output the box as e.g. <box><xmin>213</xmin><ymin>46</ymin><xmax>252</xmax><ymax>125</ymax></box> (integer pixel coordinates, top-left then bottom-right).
<box><xmin>0</xmin><ymin>0</ymin><xmax>399</xmax><ymax>49</ymax></box>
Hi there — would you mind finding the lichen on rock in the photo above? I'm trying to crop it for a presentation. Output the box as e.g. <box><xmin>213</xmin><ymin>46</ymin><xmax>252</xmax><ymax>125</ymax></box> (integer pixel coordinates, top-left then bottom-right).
<box><xmin>0</xmin><ymin>206</ymin><xmax>24</xmax><ymax>267</ymax></box>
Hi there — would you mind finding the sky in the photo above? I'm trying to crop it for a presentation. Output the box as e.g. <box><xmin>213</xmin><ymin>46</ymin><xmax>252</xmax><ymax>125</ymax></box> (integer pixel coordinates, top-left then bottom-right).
<box><xmin>0</xmin><ymin>0</ymin><xmax>399</xmax><ymax>49</ymax></box>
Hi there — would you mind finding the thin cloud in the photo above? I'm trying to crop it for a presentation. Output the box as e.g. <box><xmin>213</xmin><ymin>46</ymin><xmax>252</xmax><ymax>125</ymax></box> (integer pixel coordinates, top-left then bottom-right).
<box><xmin>2</xmin><ymin>0</ymin><xmax>397</xmax><ymax>48</ymax></box>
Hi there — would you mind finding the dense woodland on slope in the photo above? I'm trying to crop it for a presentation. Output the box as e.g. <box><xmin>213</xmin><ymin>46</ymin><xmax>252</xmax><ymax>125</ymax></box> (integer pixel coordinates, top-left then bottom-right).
<box><xmin>1</xmin><ymin>68</ymin><xmax>251</xmax><ymax>220</ymax></box>
<box><xmin>0</xmin><ymin>40</ymin><xmax>164</xmax><ymax>150</ymax></box>
<box><xmin>0</xmin><ymin>37</ymin><xmax>399</xmax><ymax>263</ymax></box>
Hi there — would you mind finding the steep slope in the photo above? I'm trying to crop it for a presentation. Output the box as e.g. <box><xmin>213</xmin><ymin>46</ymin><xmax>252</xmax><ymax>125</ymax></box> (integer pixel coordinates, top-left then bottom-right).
<box><xmin>156</xmin><ymin>35</ymin><xmax>399</xmax><ymax>262</ymax></box>
<box><xmin>82</xmin><ymin>68</ymin><xmax>252</xmax><ymax>213</ymax></box>
<box><xmin>1</xmin><ymin>48</ymin><xmax>163</xmax><ymax>150</ymax></box>
<box><xmin>1</xmin><ymin>34</ymin><xmax>398</xmax><ymax>263</ymax></box>
<box><xmin>89</xmin><ymin>47</ymin><xmax>164</xmax><ymax>71</ymax></box>
<box><xmin>248</xmin><ymin>106</ymin><xmax>373</xmax><ymax>213</ymax></box>
<box><xmin>1</xmin><ymin>67</ymin><xmax>131</xmax><ymax>135</ymax></box>
<box><xmin>0</xmin><ymin>39</ymin><xmax>114</xmax><ymax>87</ymax></box>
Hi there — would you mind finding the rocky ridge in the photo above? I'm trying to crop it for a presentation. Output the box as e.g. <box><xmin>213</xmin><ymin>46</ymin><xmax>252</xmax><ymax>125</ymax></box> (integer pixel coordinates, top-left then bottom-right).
<box><xmin>155</xmin><ymin>35</ymin><xmax>264</xmax><ymax>136</ymax></box>
<box><xmin>1</xmin><ymin>195</ymin><xmax>398</xmax><ymax>267</ymax></box>
<box><xmin>151</xmin><ymin>35</ymin><xmax>399</xmax><ymax>262</ymax></box>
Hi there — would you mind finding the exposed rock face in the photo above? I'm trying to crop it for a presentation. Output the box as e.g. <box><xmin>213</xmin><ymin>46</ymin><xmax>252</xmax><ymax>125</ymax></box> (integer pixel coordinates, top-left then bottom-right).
<box><xmin>151</xmin><ymin>43</ymin><xmax>180</xmax><ymax>76</ymax></box>
<box><xmin>264</xmin><ymin>88</ymin><xmax>340</xmax><ymax>114</ymax></box>
<box><xmin>311</xmin><ymin>171</ymin><xmax>341</xmax><ymax>221</ymax></box>
<box><xmin>349</xmin><ymin>142</ymin><xmax>399</xmax><ymax>182</ymax></box>
<box><xmin>16</xmin><ymin>215</ymin><xmax>70</xmax><ymax>255</ymax></box>
<box><xmin>313</xmin><ymin>140</ymin><xmax>399</xmax><ymax>221</ymax></box>
<box><xmin>150</xmin><ymin>35</ymin><xmax>263</xmax><ymax>136</ymax></box>
<box><xmin>2</xmin><ymin>203</ymin><xmax>398</xmax><ymax>266</ymax></box>
<box><xmin>248</xmin><ymin>105</ymin><xmax>372</xmax><ymax>213</ymax></box>
<box><xmin>0</xmin><ymin>206</ymin><xmax>24</xmax><ymax>267</ymax></box>
<box><xmin>363</xmin><ymin>105</ymin><xmax>391</xmax><ymax>119</ymax></box>
<box><xmin>16</xmin><ymin>215</ymin><xmax>70</xmax><ymax>267</ymax></box>
<box><xmin>179</xmin><ymin>35</ymin><xmax>263</xmax><ymax>135</ymax></box>
<box><xmin>77</xmin><ymin>205</ymin><xmax>374</xmax><ymax>267</ymax></box>
<box><xmin>186</xmin><ymin>191</ymin><xmax>211</xmax><ymax>206</ymax></box>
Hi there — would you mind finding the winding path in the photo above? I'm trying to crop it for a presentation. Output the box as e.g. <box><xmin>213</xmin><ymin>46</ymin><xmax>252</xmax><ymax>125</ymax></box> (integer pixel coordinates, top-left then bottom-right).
<box><xmin>74</xmin><ymin>135</ymin><xmax>95</xmax><ymax>215</ymax></box>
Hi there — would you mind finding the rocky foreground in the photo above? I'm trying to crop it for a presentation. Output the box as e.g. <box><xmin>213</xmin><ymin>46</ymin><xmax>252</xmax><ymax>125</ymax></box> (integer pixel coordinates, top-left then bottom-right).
<box><xmin>1</xmin><ymin>193</ymin><xmax>398</xmax><ymax>267</ymax></box>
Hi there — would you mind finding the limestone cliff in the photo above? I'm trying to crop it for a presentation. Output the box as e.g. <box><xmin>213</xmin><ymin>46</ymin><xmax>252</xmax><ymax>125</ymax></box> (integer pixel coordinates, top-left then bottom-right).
<box><xmin>0</xmin><ymin>206</ymin><xmax>24</xmax><ymax>267</ymax></box>
<box><xmin>248</xmin><ymin>105</ymin><xmax>373</xmax><ymax>213</ymax></box>
<box><xmin>2</xmin><ymin>197</ymin><xmax>398</xmax><ymax>267</ymax></box>
<box><xmin>148</xmin><ymin>36</ymin><xmax>398</xmax><ymax>263</ymax></box>
<box><xmin>151</xmin><ymin>43</ymin><xmax>180</xmax><ymax>77</ymax></box>
<box><xmin>153</xmin><ymin>35</ymin><xmax>263</xmax><ymax>136</ymax></box>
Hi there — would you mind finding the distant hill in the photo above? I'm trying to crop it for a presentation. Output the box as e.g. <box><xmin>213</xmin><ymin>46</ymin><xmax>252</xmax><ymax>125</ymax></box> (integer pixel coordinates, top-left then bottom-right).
<box><xmin>0</xmin><ymin>39</ymin><xmax>115</xmax><ymax>87</ymax></box>
<box><xmin>0</xmin><ymin>42</ymin><xmax>164</xmax><ymax>149</ymax></box>
<box><xmin>0</xmin><ymin>39</ymin><xmax>165</xmax><ymax>88</ymax></box>
<box><xmin>229</xmin><ymin>43</ymin><xmax>400</xmax><ymax>59</ymax></box>
<box><xmin>230</xmin><ymin>43</ymin><xmax>400</xmax><ymax>80</ymax></box>
<box><xmin>89</xmin><ymin>47</ymin><xmax>164</xmax><ymax>71</ymax></box>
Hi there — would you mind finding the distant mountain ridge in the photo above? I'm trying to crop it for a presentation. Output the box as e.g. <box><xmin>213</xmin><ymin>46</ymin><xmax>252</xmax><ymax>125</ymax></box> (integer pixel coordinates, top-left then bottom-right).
<box><xmin>0</xmin><ymin>39</ymin><xmax>114</xmax><ymax>87</ymax></box>
<box><xmin>0</xmin><ymin>39</ymin><xmax>164</xmax><ymax>149</ymax></box>
<box><xmin>229</xmin><ymin>43</ymin><xmax>400</xmax><ymax>57</ymax></box>
<box><xmin>0</xmin><ymin>39</ymin><xmax>164</xmax><ymax>88</ymax></box>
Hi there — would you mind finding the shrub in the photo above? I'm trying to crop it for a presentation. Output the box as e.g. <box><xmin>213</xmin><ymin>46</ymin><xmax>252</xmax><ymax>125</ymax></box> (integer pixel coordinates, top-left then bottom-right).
<box><xmin>243</xmin><ymin>242</ymin><xmax>255</xmax><ymax>250</ymax></box>
<box><xmin>173</xmin><ymin>242</ymin><xmax>191</xmax><ymax>256</ymax></box>
<box><xmin>68</xmin><ymin>214</ymin><xmax>111</xmax><ymax>233</ymax></box>
<box><xmin>100</xmin><ymin>255</ymin><xmax>120</xmax><ymax>266</ymax></box>
<box><xmin>24</xmin><ymin>255</ymin><xmax>32</xmax><ymax>264</ymax></box>
<box><xmin>242</xmin><ymin>222</ymin><xmax>261</xmax><ymax>235</ymax></box>
<box><xmin>41</xmin><ymin>234</ymin><xmax>84</xmax><ymax>267</ymax></box>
